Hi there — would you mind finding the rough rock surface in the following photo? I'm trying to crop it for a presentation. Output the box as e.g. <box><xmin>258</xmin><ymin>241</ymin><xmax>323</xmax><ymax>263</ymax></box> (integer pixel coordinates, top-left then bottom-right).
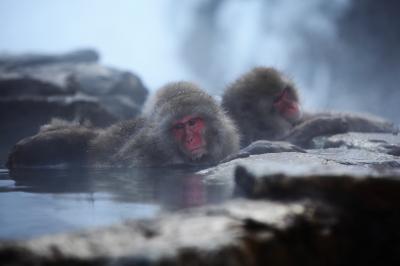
<box><xmin>1</xmin><ymin>173</ymin><xmax>400</xmax><ymax>265</ymax></box>
<box><xmin>1</xmin><ymin>132</ymin><xmax>400</xmax><ymax>265</ymax></box>
<box><xmin>315</xmin><ymin>132</ymin><xmax>400</xmax><ymax>156</ymax></box>
<box><xmin>0</xmin><ymin>49</ymin><xmax>148</xmax><ymax>164</ymax></box>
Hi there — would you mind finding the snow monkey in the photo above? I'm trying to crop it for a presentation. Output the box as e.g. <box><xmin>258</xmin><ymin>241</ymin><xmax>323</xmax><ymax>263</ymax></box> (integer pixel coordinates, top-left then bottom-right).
<box><xmin>222</xmin><ymin>67</ymin><xmax>397</xmax><ymax>148</ymax></box>
<box><xmin>111</xmin><ymin>81</ymin><xmax>240</xmax><ymax>167</ymax></box>
<box><xmin>7</xmin><ymin>82</ymin><xmax>240</xmax><ymax>168</ymax></box>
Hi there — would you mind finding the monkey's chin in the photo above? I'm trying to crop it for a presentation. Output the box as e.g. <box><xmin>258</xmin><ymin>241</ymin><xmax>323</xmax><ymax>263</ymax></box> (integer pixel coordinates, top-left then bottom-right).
<box><xmin>284</xmin><ymin>110</ymin><xmax>302</xmax><ymax>123</ymax></box>
<box><xmin>188</xmin><ymin>147</ymin><xmax>207</xmax><ymax>161</ymax></box>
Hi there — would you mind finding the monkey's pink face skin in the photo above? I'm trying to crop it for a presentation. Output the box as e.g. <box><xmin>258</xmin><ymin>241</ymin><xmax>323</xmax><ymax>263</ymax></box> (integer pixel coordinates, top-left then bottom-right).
<box><xmin>273</xmin><ymin>88</ymin><xmax>301</xmax><ymax>122</ymax></box>
<box><xmin>172</xmin><ymin>115</ymin><xmax>207</xmax><ymax>159</ymax></box>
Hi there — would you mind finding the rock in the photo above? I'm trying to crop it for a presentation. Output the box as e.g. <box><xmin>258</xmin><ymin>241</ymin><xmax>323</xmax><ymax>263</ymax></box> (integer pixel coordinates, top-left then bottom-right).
<box><xmin>0</xmin><ymin>49</ymin><xmax>99</xmax><ymax>70</ymax></box>
<box><xmin>314</xmin><ymin>132</ymin><xmax>400</xmax><ymax>156</ymax></box>
<box><xmin>204</xmin><ymin>132</ymin><xmax>400</xmax><ymax>183</ymax></box>
<box><xmin>202</xmin><ymin>148</ymin><xmax>400</xmax><ymax>184</ymax></box>
<box><xmin>0</xmin><ymin>49</ymin><xmax>148</xmax><ymax>165</ymax></box>
<box><xmin>0</xmin><ymin>49</ymin><xmax>148</xmax><ymax>117</ymax></box>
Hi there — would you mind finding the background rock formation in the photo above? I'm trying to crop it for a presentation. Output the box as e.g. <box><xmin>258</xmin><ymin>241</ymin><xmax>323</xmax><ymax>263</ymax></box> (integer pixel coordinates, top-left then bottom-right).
<box><xmin>0</xmin><ymin>49</ymin><xmax>148</xmax><ymax>164</ymax></box>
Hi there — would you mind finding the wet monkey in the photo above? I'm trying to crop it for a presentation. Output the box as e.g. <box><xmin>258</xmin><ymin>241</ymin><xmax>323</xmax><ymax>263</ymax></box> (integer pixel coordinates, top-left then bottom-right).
<box><xmin>222</xmin><ymin>67</ymin><xmax>398</xmax><ymax>148</ymax></box>
<box><xmin>7</xmin><ymin>82</ymin><xmax>240</xmax><ymax>168</ymax></box>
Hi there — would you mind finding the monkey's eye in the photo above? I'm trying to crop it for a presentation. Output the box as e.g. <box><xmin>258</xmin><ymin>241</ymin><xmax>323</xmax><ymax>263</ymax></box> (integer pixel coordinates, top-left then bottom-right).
<box><xmin>188</xmin><ymin>118</ymin><xmax>198</xmax><ymax>126</ymax></box>
<box><xmin>173</xmin><ymin>123</ymin><xmax>184</xmax><ymax>130</ymax></box>
<box><xmin>273</xmin><ymin>88</ymin><xmax>287</xmax><ymax>103</ymax></box>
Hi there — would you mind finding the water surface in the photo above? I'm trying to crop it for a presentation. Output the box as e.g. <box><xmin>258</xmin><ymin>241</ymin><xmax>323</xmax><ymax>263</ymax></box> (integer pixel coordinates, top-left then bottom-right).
<box><xmin>0</xmin><ymin>167</ymin><xmax>232</xmax><ymax>240</ymax></box>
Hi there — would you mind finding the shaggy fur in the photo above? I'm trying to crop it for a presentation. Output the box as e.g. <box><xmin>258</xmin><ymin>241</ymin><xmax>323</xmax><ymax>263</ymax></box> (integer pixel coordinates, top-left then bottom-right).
<box><xmin>112</xmin><ymin>82</ymin><xmax>240</xmax><ymax>167</ymax></box>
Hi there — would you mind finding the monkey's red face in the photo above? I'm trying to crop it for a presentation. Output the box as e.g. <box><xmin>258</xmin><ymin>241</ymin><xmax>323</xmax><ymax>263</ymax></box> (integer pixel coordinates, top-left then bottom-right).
<box><xmin>273</xmin><ymin>87</ymin><xmax>301</xmax><ymax>122</ymax></box>
<box><xmin>172</xmin><ymin>115</ymin><xmax>207</xmax><ymax>160</ymax></box>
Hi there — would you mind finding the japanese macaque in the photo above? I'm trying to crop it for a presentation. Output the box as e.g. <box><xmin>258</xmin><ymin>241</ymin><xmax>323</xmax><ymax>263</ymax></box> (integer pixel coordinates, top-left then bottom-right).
<box><xmin>222</xmin><ymin>67</ymin><xmax>398</xmax><ymax>148</ymax></box>
<box><xmin>110</xmin><ymin>81</ymin><xmax>240</xmax><ymax>167</ymax></box>
<box><xmin>6</xmin><ymin>82</ymin><xmax>240</xmax><ymax>168</ymax></box>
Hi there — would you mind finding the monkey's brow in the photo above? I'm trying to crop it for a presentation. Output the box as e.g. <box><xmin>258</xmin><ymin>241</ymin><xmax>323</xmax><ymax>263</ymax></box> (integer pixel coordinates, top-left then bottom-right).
<box><xmin>273</xmin><ymin>87</ymin><xmax>288</xmax><ymax>102</ymax></box>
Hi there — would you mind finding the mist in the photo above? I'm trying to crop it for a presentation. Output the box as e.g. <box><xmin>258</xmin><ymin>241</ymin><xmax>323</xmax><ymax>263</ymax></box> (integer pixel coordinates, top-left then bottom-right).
<box><xmin>1</xmin><ymin>0</ymin><xmax>399</xmax><ymax>123</ymax></box>
<box><xmin>171</xmin><ymin>0</ymin><xmax>400</xmax><ymax>123</ymax></box>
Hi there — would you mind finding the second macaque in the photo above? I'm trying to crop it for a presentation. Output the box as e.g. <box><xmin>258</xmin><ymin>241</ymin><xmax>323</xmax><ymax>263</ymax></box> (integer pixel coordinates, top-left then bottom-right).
<box><xmin>222</xmin><ymin>67</ymin><xmax>397</xmax><ymax>148</ymax></box>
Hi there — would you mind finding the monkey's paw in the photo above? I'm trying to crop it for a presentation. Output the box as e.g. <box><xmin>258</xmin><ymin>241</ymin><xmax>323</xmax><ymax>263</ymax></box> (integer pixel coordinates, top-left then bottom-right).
<box><xmin>241</xmin><ymin>140</ymin><xmax>306</xmax><ymax>155</ymax></box>
<box><xmin>219</xmin><ymin>140</ymin><xmax>306</xmax><ymax>164</ymax></box>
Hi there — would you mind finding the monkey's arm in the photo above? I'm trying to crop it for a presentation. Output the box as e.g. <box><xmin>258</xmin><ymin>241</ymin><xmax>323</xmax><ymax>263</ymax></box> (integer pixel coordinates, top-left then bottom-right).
<box><xmin>220</xmin><ymin>140</ymin><xmax>305</xmax><ymax>164</ymax></box>
<box><xmin>285</xmin><ymin>112</ymin><xmax>398</xmax><ymax>148</ymax></box>
<box><xmin>283</xmin><ymin>116</ymin><xmax>349</xmax><ymax>148</ymax></box>
<box><xmin>6</xmin><ymin>126</ymin><xmax>98</xmax><ymax>168</ymax></box>
<box><xmin>88</xmin><ymin>117</ymin><xmax>146</xmax><ymax>163</ymax></box>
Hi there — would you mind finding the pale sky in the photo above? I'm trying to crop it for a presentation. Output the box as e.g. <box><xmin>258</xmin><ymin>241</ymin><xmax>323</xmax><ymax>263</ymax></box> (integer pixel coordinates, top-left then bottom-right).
<box><xmin>0</xmin><ymin>0</ymin><xmax>191</xmax><ymax>90</ymax></box>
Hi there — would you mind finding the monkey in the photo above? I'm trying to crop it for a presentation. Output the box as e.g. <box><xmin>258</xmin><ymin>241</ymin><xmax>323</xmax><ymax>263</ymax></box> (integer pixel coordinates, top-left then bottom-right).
<box><xmin>6</xmin><ymin>81</ymin><xmax>240</xmax><ymax>168</ymax></box>
<box><xmin>222</xmin><ymin>67</ymin><xmax>398</xmax><ymax>149</ymax></box>
<box><xmin>108</xmin><ymin>81</ymin><xmax>240</xmax><ymax>167</ymax></box>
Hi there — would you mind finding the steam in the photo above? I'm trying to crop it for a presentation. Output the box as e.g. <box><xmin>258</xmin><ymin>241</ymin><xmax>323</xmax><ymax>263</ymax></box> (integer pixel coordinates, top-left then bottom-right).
<box><xmin>171</xmin><ymin>0</ymin><xmax>349</xmax><ymax>98</ymax></box>
<box><xmin>170</xmin><ymin>0</ymin><xmax>400</xmax><ymax>124</ymax></box>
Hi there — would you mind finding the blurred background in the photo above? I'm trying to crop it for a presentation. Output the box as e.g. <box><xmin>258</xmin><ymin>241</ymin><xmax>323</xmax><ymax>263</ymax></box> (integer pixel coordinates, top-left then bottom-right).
<box><xmin>1</xmin><ymin>0</ymin><xmax>399</xmax><ymax>122</ymax></box>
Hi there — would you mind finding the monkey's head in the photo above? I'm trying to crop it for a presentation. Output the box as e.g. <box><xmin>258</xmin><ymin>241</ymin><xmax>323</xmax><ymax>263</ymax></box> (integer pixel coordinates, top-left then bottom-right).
<box><xmin>143</xmin><ymin>82</ymin><xmax>240</xmax><ymax>164</ymax></box>
<box><xmin>171</xmin><ymin>115</ymin><xmax>207</xmax><ymax>160</ymax></box>
<box><xmin>222</xmin><ymin>67</ymin><xmax>302</xmax><ymax>145</ymax></box>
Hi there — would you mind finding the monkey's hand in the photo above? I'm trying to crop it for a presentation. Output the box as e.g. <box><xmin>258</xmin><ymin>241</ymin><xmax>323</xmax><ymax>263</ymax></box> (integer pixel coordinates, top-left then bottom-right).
<box><xmin>241</xmin><ymin>140</ymin><xmax>306</xmax><ymax>154</ymax></box>
<box><xmin>284</xmin><ymin>116</ymin><xmax>349</xmax><ymax>148</ymax></box>
<box><xmin>219</xmin><ymin>140</ymin><xmax>306</xmax><ymax>164</ymax></box>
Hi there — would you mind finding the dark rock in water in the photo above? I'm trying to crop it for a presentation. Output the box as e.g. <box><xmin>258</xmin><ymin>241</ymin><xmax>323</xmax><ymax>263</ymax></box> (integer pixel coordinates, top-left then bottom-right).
<box><xmin>0</xmin><ymin>49</ymin><xmax>148</xmax><ymax>164</ymax></box>
<box><xmin>1</xmin><ymin>164</ymin><xmax>400</xmax><ymax>265</ymax></box>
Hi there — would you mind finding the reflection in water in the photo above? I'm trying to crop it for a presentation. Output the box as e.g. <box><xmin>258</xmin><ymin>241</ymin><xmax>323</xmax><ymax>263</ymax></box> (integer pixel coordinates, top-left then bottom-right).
<box><xmin>0</xmin><ymin>168</ymin><xmax>233</xmax><ymax>240</ymax></box>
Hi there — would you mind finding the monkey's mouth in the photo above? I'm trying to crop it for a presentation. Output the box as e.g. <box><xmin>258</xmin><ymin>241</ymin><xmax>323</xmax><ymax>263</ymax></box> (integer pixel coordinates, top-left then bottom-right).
<box><xmin>284</xmin><ymin>103</ymin><xmax>300</xmax><ymax>116</ymax></box>
<box><xmin>189</xmin><ymin>146</ymin><xmax>207</xmax><ymax>160</ymax></box>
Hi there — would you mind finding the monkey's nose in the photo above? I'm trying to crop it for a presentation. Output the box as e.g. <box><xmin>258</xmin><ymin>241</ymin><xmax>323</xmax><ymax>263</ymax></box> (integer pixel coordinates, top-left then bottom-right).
<box><xmin>186</xmin><ymin>136</ymin><xmax>194</xmax><ymax>144</ymax></box>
